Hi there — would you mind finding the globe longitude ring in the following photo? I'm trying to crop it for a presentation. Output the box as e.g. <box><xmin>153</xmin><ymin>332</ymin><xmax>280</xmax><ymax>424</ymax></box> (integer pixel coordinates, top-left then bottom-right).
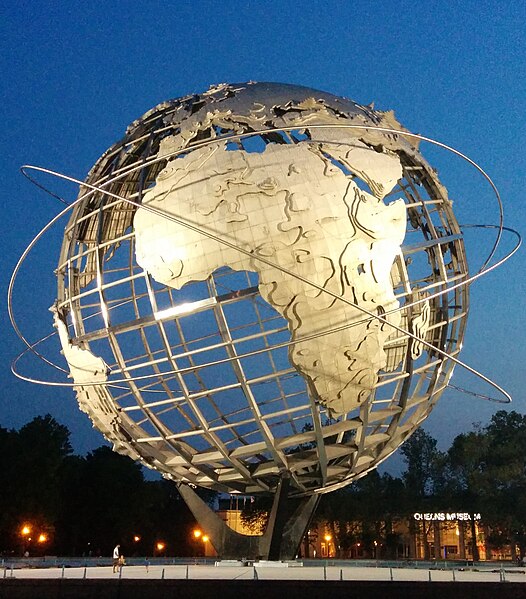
<box><xmin>11</xmin><ymin>82</ymin><xmax>519</xmax><ymax>500</ymax></box>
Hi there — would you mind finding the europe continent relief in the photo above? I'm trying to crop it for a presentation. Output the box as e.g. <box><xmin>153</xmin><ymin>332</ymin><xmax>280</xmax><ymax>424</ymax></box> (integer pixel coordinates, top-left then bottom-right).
<box><xmin>134</xmin><ymin>141</ymin><xmax>407</xmax><ymax>416</ymax></box>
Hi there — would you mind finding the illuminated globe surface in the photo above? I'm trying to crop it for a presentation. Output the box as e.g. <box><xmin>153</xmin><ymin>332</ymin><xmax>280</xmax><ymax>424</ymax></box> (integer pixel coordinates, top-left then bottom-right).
<box><xmin>55</xmin><ymin>82</ymin><xmax>468</xmax><ymax>497</ymax></box>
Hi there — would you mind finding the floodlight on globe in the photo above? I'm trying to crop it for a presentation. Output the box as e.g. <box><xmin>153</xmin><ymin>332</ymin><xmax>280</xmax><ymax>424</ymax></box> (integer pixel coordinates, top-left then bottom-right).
<box><xmin>11</xmin><ymin>82</ymin><xmax>519</xmax><ymax>559</ymax></box>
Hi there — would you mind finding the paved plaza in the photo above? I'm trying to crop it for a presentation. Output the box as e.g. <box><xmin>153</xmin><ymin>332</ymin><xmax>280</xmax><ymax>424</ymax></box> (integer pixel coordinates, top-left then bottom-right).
<box><xmin>4</xmin><ymin>562</ymin><xmax>526</xmax><ymax>584</ymax></box>
<box><xmin>3</xmin><ymin>563</ymin><xmax>526</xmax><ymax>599</ymax></box>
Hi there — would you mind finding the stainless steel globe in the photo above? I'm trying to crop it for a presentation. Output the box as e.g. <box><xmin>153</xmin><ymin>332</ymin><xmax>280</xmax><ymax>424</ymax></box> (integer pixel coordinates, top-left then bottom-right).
<box><xmin>54</xmin><ymin>82</ymin><xmax>469</xmax><ymax>502</ymax></box>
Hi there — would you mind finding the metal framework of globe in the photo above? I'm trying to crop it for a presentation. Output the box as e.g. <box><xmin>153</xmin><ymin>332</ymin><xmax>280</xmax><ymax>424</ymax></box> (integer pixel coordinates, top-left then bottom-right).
<box><xmin>10</xmin><ymin>82</ymin><xmax>519</xmax><ymax>559</ymax></box>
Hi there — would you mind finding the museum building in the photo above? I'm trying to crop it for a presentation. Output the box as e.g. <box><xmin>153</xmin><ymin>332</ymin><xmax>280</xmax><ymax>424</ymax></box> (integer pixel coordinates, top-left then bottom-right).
<box><xmin>313</xmin><ymin>512</ymin><xmax>514</xmax><ymax>561</ymax></box>
<box><xmin>205</xmin><ymin>502</ymin><xmax>513</xmax><ymax>561</ymax></box>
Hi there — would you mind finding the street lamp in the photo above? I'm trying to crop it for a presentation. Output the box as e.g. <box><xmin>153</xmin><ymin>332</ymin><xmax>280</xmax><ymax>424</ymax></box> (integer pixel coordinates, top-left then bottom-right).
<box><xmin>192</xmin><ymin>529</ymin><xmax>206</xmax><ymax>557</ymax></box>
<box><xmin>38</xmin><ymin>534</ymin><xmax>47</xmax><ymax>544</ymax></box>
<box><xmin>324</xmin><ymin>534</ymin><xmax>332</xmax><ymax>558</ymax></box>
<box><xmin>20</xmin><ymin>525</ymin><xmax>31</xmax><ymax>537</ymax></box>
<box><xmin>202</xmin><ymin>535</ymin><xmax>209</xmax><ymax>556</ymax></box>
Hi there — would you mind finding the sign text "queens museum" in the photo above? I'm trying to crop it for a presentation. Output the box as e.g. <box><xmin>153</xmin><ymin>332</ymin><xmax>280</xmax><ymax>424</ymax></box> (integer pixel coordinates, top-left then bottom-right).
<box><xmin>413</xmin><ymin>512</ymin><xmax>481</xmax><ymax>522</ymax></box>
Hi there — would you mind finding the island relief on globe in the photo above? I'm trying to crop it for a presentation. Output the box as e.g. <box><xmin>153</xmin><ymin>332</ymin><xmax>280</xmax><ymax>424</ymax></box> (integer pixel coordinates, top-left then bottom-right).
<box><xmin>134</xmin><ymin>136</ymin><xmax>428</xmax><ymax>417</ymax></box>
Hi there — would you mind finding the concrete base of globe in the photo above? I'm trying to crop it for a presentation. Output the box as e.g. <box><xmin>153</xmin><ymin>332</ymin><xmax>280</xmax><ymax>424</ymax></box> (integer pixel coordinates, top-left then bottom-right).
<box><xmin>177</xmin><ymin>475</ymin><xmax>319</xmax><ymax>560</ymax></box>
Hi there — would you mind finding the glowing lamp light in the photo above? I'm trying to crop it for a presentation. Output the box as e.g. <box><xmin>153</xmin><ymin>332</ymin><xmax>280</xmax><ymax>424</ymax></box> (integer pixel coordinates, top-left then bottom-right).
<box><xmin>21</xmin><ymin>525</ymin><xmax>31</xmax><ymax>536</ymax></box>
<box><xmin>156</xmin><ymin>542</ymin><xmax>165</xmax><ymax>551</ymax></box>
<box><xmin>193</xmin><ymin>529</ymin><xmax>202</xmax><ymax>539</ymax></box>
<box><xmin>324</xmin><ymin>534</ymin><xmax>332</xmax><ymax>542</ymax></box>
<box><xmin>133</xmin><ymin>535</ymin><xmax>141</xmax><ymax>542</ymax></box>
<box><xmin>202</xmin><ymin>535</ymin><xmax>209</xmax><ymax>543</ymax></box>
<box><xmin>38</xmin><ymin>534</ymin><xmax>47</xmax><ymax>543</ymax></box>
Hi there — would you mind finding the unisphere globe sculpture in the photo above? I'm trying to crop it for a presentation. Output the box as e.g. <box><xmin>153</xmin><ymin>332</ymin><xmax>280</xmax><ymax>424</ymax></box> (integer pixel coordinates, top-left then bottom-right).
<box><xmin>55</xmin><ymin>82</ymin><xmax>468</xmax><ymax>490</ymax></box>
<box><xmin>51</xmin><ymin>82</ymin><xmax>472</xmax><ymax>557</ymax></box>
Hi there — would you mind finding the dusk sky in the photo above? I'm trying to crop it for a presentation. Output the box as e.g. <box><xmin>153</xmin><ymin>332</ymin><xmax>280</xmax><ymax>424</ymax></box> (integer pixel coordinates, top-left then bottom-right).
<box><xmin>1</xmin><ymin>0</ymin><xmax>525</xmax><ymax>473</ymax></box>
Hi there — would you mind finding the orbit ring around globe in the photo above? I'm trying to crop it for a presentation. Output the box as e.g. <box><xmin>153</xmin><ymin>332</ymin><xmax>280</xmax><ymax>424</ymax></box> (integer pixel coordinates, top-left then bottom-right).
<box><xmin>8</xmin><ymin>89</ymin><xmax>522</xmax><ymax>499</ymax></box>
<box><xmin>11</xmin><ymin>124</ymin><xmax>520</xmax><ymax>400</ymax></box>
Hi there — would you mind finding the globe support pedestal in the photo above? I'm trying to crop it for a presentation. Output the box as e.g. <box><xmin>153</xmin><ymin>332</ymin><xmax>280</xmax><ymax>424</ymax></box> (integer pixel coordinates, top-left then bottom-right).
<box><xmin>177</xmin><ymin>475</ymin><xmax>320</xmax><ymax>560</ymax></box>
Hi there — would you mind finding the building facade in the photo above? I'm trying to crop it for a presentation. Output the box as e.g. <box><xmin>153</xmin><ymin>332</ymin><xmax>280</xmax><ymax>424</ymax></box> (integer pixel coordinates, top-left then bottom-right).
<box><xmin>303</xmin><ymin>512</ymin><xmax>514</xmax><ymax>561</ymax></box>
<box><xmin>206</xmin><ymin>504</ymin><xmax>514</xmax><ymax>561</ymax></box>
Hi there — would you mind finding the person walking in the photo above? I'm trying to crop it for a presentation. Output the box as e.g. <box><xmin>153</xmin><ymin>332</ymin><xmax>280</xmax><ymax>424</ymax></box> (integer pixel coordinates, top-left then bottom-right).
<box><xmin>112</xmin><ymin>544</ymin><xmax>121</xmax><ymax>573</ymax></box>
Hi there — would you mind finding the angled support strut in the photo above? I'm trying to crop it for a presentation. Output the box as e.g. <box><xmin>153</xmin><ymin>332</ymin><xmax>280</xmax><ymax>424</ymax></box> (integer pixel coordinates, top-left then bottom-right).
<box><xmin>177</xmin><ymin>474</ymin><xmax>319</xmax><ymax>560</ymax></box>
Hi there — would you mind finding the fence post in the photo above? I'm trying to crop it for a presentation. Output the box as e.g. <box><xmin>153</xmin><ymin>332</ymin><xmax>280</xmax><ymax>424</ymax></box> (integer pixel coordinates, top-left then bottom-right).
<box><xmin>340</xmin><ymin>568</ymin><xmax>343</xmax><ymax>581</ymax></box>
<box><xmin>389</xmin><ymin>567</ymin><xmax>393</xmax><ymax>581</ymax></box>
<box><xmin>161</xmin><ymin>567</ymin><xmax>165</xmax><ymax>579</ymax></box>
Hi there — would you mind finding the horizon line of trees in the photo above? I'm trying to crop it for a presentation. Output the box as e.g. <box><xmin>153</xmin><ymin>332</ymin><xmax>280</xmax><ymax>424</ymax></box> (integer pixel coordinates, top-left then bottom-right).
<box><xmin>0</xmin><ymin>415</ymin><xmax>211</xmax><ymax>558</ymax></box>
<box><xmin>2</xmin><ymin>410</ymin><xmax>526</xmax><ymax>560</ymax></box>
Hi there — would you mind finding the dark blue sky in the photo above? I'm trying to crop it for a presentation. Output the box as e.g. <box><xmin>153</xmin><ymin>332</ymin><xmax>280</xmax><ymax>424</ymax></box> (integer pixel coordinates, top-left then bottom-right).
<box><xmin>1</xmin><ymin>0</ymin><xmax>525</xmax><ymax>468</ymax></box>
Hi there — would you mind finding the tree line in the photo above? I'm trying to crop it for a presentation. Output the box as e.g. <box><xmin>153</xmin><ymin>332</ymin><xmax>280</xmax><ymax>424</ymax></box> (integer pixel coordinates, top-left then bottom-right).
<box><xmin>1</xmin><ymin>410</ymin><xmax>525</xmax><ymax>560</ymax></box>
<box><xmin>0</xmin><ymin>415</ymin><xmax>209</xmax><ymax>558</ymax></box>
